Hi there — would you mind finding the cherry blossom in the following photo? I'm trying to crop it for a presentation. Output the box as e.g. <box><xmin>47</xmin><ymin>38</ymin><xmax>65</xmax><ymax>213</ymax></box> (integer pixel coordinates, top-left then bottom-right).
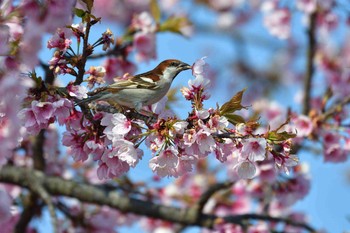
<box><xmin>85</xmin><ymin>66</ymin><xmax>106</xmax><ymax>88</ymax></box>
<box><xmin>67</xmin><ymin>84</ymin><xmax>88</xmax><ymax>100</ymax></box>
<box><xmin>109</xmin><ymin>139</ymin><xmax>142</xmax><ymax>167</ymax></box>
<box><xmin>149</xmin><ymin>146</ymin><xmax>180</xmax><ymax>177</ymax></box>
<box><xmin>263</xmin><ymin>8</ymin><xmax>291</xmax><ymax>39</ymax></box>
<box><xmin>47</xmin><ymin>29</ymin><xmax>72</xmax><ymax>53</ymax></box>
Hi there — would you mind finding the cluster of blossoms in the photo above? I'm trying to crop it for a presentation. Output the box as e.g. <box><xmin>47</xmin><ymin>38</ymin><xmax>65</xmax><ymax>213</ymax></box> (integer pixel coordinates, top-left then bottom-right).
<box><xmin>60</xmin><ymin>57</ymin><xmax>297</xmax><ymax>180</ymax></box>
<box><xmin>0</xmin><ymin>0</ymin><xmax>76</xmax><ymax>166</ymax></box>
<box><xmin>131</xmin><ymin>12</ymin><xmax>157</xmax><ymax>62</ymax></box>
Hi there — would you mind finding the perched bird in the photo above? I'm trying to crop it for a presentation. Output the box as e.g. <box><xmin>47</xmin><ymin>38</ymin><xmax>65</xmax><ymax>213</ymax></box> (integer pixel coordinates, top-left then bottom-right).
<box><xmin>77</xmin><ymin>59</ymin><xmax>192</xmax><ymax>111</ymax></box>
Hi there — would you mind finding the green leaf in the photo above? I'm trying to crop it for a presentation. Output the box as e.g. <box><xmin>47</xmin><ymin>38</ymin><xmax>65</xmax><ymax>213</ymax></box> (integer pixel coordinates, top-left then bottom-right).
<box><xmin>150</xmin><ymin>0</ymin><xmax>161</xmax><ymax>22</ymax></box>
<box><xmin>224</xmin><ymin>114</ymin><xmax>246</xmax><ymax>125</ymax></box>
<box><xmin>74</xmin><ymin>8</ymin><xmax>86</xmax><ymax>18</ymax></box>
<box><xmin>268</xmin><ymin>131</ymin><xmax>296</xmax><ymax>141</ymax></box>
<box><xmin>82</xmin><ymin>0</ymin><xmax>94</xmax><ymax>12</ymax></box>
<box><xmin>220</xmin><ymin>89</ymin><xmax>247</xmax><ymax>115</ymax></box>
<box><xmin>159</xmin><ymin>16</ymin><xmax>191</xmax><ymax>36</ymax></box>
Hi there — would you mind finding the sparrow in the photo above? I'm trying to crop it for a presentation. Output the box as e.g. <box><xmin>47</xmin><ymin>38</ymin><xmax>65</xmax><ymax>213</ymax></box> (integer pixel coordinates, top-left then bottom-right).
<box><xmin>77</xmin><ymin>59</ymin><xmax>192</xmax><ymax>111</ymax></box>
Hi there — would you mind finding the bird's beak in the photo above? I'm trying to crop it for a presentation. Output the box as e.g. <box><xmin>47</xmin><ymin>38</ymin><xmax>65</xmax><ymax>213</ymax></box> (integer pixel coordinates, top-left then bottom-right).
<box><xmin>180</xmin><ymin>62</ymin><xmax>192</xmax><ymax>70</ymax></box>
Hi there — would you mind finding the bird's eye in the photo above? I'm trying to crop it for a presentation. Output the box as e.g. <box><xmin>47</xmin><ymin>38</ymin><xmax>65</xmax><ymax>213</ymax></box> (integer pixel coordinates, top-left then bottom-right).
<box><xmin>170</xmin><ymin>61</ymin><xmax>178</xmax><ymax>67</ymax></box>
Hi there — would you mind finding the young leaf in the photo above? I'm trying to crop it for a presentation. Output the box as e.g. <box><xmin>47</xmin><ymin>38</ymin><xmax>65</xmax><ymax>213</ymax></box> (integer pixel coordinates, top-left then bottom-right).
<box><xmin>268</xmin><ymin>131</ymin><xmax>296</xmax><ymax>141</ymax></box>
<box><xmin>74</xmin><ymin>8</ymin><xmax>86</xmax><ymax>18</ymax></box>
<box><xmin>225</xmin><ymin>114</ymin><xmax>246</xmax><ymax>125</ymax></box>
<box><xmin>150</xmin><ymin>0</ymin><xmax>161</xmax><ymax>23</ymax></box>
<box><xmin>159</xmin><ymin>16</ymin><xmax>191</xmax><ymax>36</ymax></box>
<box><xmin>220</xmin><ymin>89</ymin><xmax>246</xmax><ymax>115</ymax></box>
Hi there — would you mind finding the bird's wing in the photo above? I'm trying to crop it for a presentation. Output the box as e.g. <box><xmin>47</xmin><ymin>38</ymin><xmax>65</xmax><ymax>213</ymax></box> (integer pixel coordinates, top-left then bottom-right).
<box><xmin>106</xmin><ymin>74</ymin><xmax>159</xmax><ymax>91</ymax></box>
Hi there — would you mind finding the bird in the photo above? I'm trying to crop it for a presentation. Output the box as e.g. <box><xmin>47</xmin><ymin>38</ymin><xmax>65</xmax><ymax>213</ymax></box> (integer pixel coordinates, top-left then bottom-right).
<box><xmin>77</xmin><ymin>59</ymin><xmax>192</xmax><ymax>111</ymax></box>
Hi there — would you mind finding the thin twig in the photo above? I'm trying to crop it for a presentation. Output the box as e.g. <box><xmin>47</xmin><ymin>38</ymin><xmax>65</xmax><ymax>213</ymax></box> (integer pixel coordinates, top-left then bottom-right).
<box><xmin>74</xmin><ymin>20</ymin><xmax>92</xmax><ymax>85</ymax></box>
<box><xmin>320</xmin><ymin>95</ymin><xmax>350</xmax><ymax>120</ymax></box>
<box><xmin>223</xmin><ymin>214</ymin><xmax>316</xmax><ymax>232</ymax></box>
<box><xmin>94</xmin><ymin>104</ymin><xmax>158</xmax><ymax>124</ymax></box>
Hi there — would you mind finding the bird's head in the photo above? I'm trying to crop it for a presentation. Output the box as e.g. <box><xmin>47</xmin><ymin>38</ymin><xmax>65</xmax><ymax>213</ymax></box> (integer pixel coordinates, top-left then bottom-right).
<box><xmin>154</xmin><ymin>59</ymin><xmax>192</xmax><ymax>81</ymax></box>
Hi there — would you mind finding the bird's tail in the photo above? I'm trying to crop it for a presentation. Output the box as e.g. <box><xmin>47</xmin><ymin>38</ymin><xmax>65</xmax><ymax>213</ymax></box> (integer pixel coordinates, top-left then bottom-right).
<box><xmin>74</xmin><ymin>86</ymin><xmax>108</xmax><ymax>106</ymax></box>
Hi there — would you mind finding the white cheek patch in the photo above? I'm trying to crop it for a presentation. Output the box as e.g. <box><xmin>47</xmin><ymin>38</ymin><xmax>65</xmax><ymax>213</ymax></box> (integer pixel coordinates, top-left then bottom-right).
<box><xmin>140</xmin><ymin>77</ymin><xmax>155</xmax><ymax>83</ymax></box>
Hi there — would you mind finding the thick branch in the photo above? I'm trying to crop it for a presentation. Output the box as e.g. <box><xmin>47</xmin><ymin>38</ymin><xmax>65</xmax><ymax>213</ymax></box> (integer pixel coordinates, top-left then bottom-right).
<box><xmin>15</xmin><ymin>130</ymin><xmax>47</xmax><ymax>233</ymax></box>
<box><xmin>0</xmin><ymin>165</ymin><xmax>316</xmax><ymax>232</ymax></box>
<box><xmin>303</xmin><ymin>12</ymin><xmax>317</xmax><ymax>115</ymax></box>
<box><xmin>195</xmin><ymin>181</ymin><xmax>233</xmax><ymax>217</ymax></box>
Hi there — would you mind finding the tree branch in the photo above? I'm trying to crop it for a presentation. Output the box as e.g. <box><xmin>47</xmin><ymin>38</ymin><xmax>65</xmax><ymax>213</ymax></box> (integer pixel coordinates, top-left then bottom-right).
<box><xmin>303</xmin><ymin>12</ymin><xmax>317</xmax><ymax>115</ymax></box>
<box><xmin>15</xmin><ymin>130</ymin><xmax>47</xmax><ymax>233</ymax></box>
<box><xmin>0</xmin><ymin>165</ymin><xmax>316</xmax><ymax>232</ymax></box>
<box><xmin>194</xmin><ymin>181</ymin><xmax>234</xmax><ymax>217</ymax></box>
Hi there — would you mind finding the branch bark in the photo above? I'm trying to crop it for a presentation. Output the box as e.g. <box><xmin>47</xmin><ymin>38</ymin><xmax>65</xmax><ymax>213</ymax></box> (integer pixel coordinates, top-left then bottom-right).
<box><xmin>0</xmin><ymin>165</ymin><xmax>316</xmax><ymax>232</ymax></box>
<box><xmin>303</xmin><ymin>12</ymin><xmax>317</xmax><ymax>115</ymax></box>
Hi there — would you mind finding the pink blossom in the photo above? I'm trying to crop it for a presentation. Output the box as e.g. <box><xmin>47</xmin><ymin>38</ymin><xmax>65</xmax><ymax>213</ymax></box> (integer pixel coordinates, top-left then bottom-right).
<box><xmin>71</xmin><ymin>23</ymin><xmax>85</xmax><ymax>39</ymax></box>
<box><xmin>48</xmin><ymin>51</ymin><xmax>68</xmax><ymax>74</ymax></box>
<box><xmin>275</xmin><ymin>173</ymin><xmax>310</xmax><ymax>206</ymax></box>
<box><xmin>134</xmin><ymin>31</ymin><xmax>157</xmax><ymax>62</ymax></box>
<box><xmin>0</xmin><ymin>212</ymin><xmax>21</xmax><ymax>233</ymax></box>
<box><xmin>176</xmin><ymin>155</ymin><xmax>196</xmax><ymax>174</ymax></box>
<box><xmin>109</xmin><ymin>139</ymin><xmax>142</xmax><ymax>167</ymax></box>
<box><xmin>263</xmin><ymin>8</ymin><xmax>291</xmax><ymax>39</ymax></box>
<box><xmin>52</xmin><ymin>98</ymin><xmax>73</xmax><ymax>125</ymax></box>
<box><xmin>146</xmin><ymin>135</ymin><xmax>166</xmax><ymax>153</ymax></box>
<box><xmin>102</xmin><ymin>57</ymin><xmax>136</xmax><ymax>84</ymax></box>
<box><xmin>319</xmin><ymin>12</ymin><xmax>338</xmax><ymax>34</ymax></box>
<box><xmin>67</xmin><ymin>84</ymin><xmax>88</xmax><ymax>100</ymax></box>
<box><xmin>83</xmin><ymin>139</ymin><xmax>105</xmax><ymax>161</ymax></box>
<box><xmin>101</xmin><ymin>113</ymin><xmax>131</xmax><ymax>142</ymax></box>
<box><xmin>41</xmin><ymin>0</ymin><xmax>74</xmax><ymax>33</ymax></box>
<box><xmin>132</xmin><ymin>12</ymin><xmax>156</xmax><ymax>33</ymax></box>
<box><xmin>192</xmin><ymin>56</ymin><xmax>209</xmax><ymax>77</ymax></box>
<box><xmin>47</xmin><ymin>29</ymin><xmax>72</xmax><ymax>53</ymax></box>
<box><xmin>296</xmin><ymin>0</ymin><xmax>317</xmax><ymax>14</ymax></box>
<box><xmin>324</xmin><ymin>144</ymin><xmax>347</xmax><ymax>163</ymax></box>
<box><xmin>62</xmin><ymin>131</ymin><xmax>88</xmax><ymax>162</ymax></box>
<box><xmin>214</xmin><ymin>139</ymin><xmax>234</xmax><ymax>162</ymax></box>
<box><xmin>87</xmin><ymin>206</ymin><xmax>122</xmax><ymax>232</ymax></box>
<box><xmin>0</xmin><ymin>188</ymin><xmax>11</xmax><ymax>224</ymax></box>
<box><xmin>291</xmin><ymin>114</ymin><xmax>313</xmax><ymax>137</ymax></box>
<box><xmin>259</xmin><ymin>162</ymin><xmax>277</xmax><ymax>182</ymax></box>
<box><xmin>252</xmin><ymin>100</ymin><xmax>285</xmax><ymax>129</ymax></box>
<box><xmin>240</xmin><ymin>138</ymin><xmax>266</xmax><ymax>162</ymax></box>
<box><xmin>260</xmin><ymin>0</ymin><xmax>278</xmax><ymax>12</ymax></box>
<box><xmin>169</xmin><ymin>121</ymin><xmax>188</xmax><ymax>137</ymax></box>
<box><xmin>208</xmin><ymin>115</ymin><xmax>229</xmax><ymax>131</ymax></box>
<box><xmin>195</xmin><ymin>109</ymin><xmax>210</xmax><ymax>119</ymax></box>
<box><xmin>209</xmin><ymin>0</ymin><xmax>239</xmax><ymax>11</ymax></box>
<box><xmin>18</xmin><ymin>100</ymin><xmax>55</xmax><ymax>134</ymax></box>
<box><xmin>85</xmin><ymin>66</ymin><xmax>106</xmax><ymax>88</ymax></box>
<box><xmin>101</xmin><ymin>28</ymin><xmax>115</xmax><ymax>51</ymax></box>
<box><xmin>0</xmin><ymin>25</ymin><xmax>10</xmax><ymax>55</ymax></box>
<box><xmin>194</xmin><ymin>127</ymin><xmax>216</xmax><ymax>156</ymax></box>
<box><xmin>188</xmin><ymin>74</ymin><xmax>211</xmax><ymax>90</ymax></box>
<box><xmin>235</xmin><ymin>160</ymin><xmax>257</xmax><ymax>179</ymax></box>
<box><xmin>149</xmin><ymin>146</ymin><xmax>179</xmax><ymax>177</ymax></box>
<box><xmin>274</xmin><ymin>153</ymin><xmax>299</xmax><ymax>174</ymax></box>
<box><xmin>98</xmin><ymin>149</ymin><xmax>131</xmax><ymax>179</ymax></box>
<box><xmin>146</xmin><ymin>96</ymin><xmax>173</xmax><ymax>118</ymax></box>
